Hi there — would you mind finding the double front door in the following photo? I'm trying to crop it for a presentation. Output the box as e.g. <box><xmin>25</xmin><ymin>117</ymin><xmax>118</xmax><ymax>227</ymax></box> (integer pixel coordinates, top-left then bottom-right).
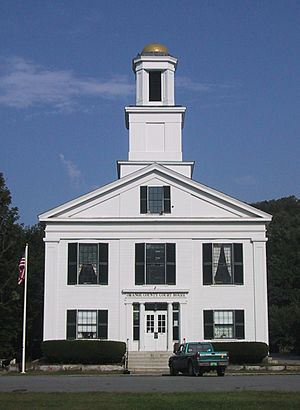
<box><xmin>144</xmin><ymin>311</ymin><xmax>167</xmax><ymax>351</ymax></box>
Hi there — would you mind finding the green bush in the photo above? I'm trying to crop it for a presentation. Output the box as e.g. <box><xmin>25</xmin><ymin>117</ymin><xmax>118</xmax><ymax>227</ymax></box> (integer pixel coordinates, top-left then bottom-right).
<box><xmin>41</xmin><ymin>340</ymin><xmax>126</xmax><ymax>364</ymax></box>
<box><xmin>212</xmin><ymin>342</ymin><xmax>268</xmax><ymax>364</ymax></box>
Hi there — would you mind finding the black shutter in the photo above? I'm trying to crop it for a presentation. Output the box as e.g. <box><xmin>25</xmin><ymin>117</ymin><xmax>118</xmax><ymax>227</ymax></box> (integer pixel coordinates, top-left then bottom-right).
<box><xmin>235</xmin><ymin>310</ymin><xmax>245</xmax><ymax>339</ymax></box>
<box><xmin>163</xmin><ymin>186</ymin><xmax>171</xmax><ymax>213</ymax></box>
<box><xmin>98</xmin><ymin>310</ymin><xmax>108</xmax><ymax>339</ymax></box>
<box><xmin>166</xmin><ymin>243</ymin><xmax>176</xmax><ymax>285</ymax></box>
<box><xmin>135</xmin><ymin>243</ymin><xmax>145</xmax><ymax>285</ymax></box>
<box><xmin>204</xmin><ymin>310</ymin><xmax>214</xmax><ymax>339</ymax></box>
<box><xmin>233</xmin><ymin>244</ymin><xmax>244</xmax><ymax>285</ymax></box>
<box><xmin>140</xmin><ymin>186</ymin><xmax>148</xmax><ymax>214</ymax></box>
<box><xmin>67</xmin><ymin>310</ymin><xmax>76</xmax><ymax>339</ymax></box>
<box><xmin>203</xmin><ymin>244</ymin><xmax>213</xmax><ymax>285</ymax></box>
<box><xmin>133</xmin><ymin>303</ymin><xmax>140</xmax><ymax>341</ymax></box>
<box><xmin>68</xmin><ymin>243</ymin><xmax>77</xmax><ymax>285</ymax></box>
<box><xmin>99</xmin><ymin>243</ymin><xmax>108</xmax><ymax>285</ymax></box>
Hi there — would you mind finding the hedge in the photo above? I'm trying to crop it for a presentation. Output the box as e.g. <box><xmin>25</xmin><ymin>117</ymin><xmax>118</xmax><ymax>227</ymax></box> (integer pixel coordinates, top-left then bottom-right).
<box><xmin>41</xmin><ymin>340</ymin><xmax>126</xmax><ymax>364</ymax></box>
<box><xmin>212</xmin><ymin>342</ymin><xmax>268</xmax><ymax>364</ymax></box>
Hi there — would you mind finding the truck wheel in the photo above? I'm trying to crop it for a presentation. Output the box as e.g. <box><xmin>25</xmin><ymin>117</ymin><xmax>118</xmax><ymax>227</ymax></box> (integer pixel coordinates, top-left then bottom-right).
<box><xmin>169</xmin><ymin>363</ymin><xmax>178</xmax><ymax>376</ymax></box>
<box><xmin>217</xmin><ymin>369</ymin><xmax>225</xmax><ymax>377</ymax></box>
<box><xmin>188</xmin><ymin>361</ymin><xmax>198</xmax><ymax>377</ymax></box>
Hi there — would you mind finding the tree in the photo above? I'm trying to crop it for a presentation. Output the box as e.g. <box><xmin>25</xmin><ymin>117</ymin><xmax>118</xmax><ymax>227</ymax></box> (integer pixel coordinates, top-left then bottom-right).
<box><xmin>0</xmin><ymin>173</ymin><xmax>45</xmax><ymax>360</ymax></box>
<box><xmin>24</xmin><ymin>223</ymin><xmax>44</xmax><ymax>359</ymax></box>
<box><xmin>0</xmin><ymin>173</ymin><xmax>24</xmax><ymax>358</ymax></box>
<box><xmin>253</xmin><ymin>196</ymin><xmax>300</xmax><ymax>352</ymax></box>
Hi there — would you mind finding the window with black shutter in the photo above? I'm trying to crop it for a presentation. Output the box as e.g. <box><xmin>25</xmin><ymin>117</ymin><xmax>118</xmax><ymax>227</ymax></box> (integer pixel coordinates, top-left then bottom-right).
<box><xmin>149</xmin><ymin>71</ymin><xmax>162</xmax><ymax>101</ymax></box>
<box><xmin>66</xmin><ymin>309</ymin><xmax>108</xmax><ymax>340</ymax></box>
<box><xmin>135</xmin><ymin>243</ymin><xmax>176</xmax><ymax>285</ymax></box>
<box><xmin>67</xmin><ymin>243</ymin><xmax>109</xmax><ymax>285</ymax></box>
<box><xmin>202</xmin><ymin>243</ymin><xmax>244</xmax><ymax>285</ymax></box>
<box><xmin>140</xmin><ymin>186</ymin><xmax>171</xmax><ymax>214</ymax></box>
<box><xmin>203</xmin><ymin>309</ymin><xmax>245</xmax><ymax>340</ymax></box>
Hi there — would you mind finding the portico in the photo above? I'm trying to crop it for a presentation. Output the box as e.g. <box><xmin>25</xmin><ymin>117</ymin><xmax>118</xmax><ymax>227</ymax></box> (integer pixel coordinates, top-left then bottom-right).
<box><xmin>123</xmin><ymin>289</ymin><xmax>189</xmax><ymax>351</ymax></box>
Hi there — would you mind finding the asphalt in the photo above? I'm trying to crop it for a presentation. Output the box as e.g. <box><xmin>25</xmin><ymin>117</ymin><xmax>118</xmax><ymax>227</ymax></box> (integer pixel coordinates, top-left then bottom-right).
<box><xmin>0</xmin><ymin>374</ymin><xmax>300</xmax><ymax>393</ymax></box>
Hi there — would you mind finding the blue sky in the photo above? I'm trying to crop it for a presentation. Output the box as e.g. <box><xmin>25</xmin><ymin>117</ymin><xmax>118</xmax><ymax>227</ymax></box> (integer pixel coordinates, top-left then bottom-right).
<box><xmin>1</xmin><ymin>0</ymin><xmax>299</xmax><ymax>225</ymax></box>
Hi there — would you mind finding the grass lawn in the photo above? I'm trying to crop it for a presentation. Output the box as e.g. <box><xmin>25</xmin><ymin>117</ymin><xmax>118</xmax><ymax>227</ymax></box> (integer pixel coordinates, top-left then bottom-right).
<box><xmin>0</xmin><ymin>392</ymin><xmax>300</xmax><ymax>409</ymax></box>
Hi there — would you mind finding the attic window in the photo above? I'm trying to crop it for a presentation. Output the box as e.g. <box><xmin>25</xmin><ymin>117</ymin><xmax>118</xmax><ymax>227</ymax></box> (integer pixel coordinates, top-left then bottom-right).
<box><xmin>149</xmin><ymin>71</ymin><xmax>162</xmax><ymax>101</ymax></box>
<box><xmin>140</xmin><ymin>186</ymin><xmax>171</xmax><ymax>214</ymax></box>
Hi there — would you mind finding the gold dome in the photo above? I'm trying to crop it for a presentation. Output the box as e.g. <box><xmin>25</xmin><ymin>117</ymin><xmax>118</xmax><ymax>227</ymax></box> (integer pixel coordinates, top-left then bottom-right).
<box><xmin>141</xmin><ymin>43</ymin><xmax>169</xmax><ymax>55</ymax></box>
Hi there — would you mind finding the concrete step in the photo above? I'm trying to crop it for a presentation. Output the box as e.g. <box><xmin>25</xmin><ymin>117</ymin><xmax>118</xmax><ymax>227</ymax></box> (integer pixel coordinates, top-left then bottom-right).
<box><xmin>128</xmin><ymin>363</ymin><xmax>168</xmax><ymax>369</ymax></box>
<box><xmin>127</xmin><ymin>351</ymin><xmax>171</xmax><ymax>373</ymax></box>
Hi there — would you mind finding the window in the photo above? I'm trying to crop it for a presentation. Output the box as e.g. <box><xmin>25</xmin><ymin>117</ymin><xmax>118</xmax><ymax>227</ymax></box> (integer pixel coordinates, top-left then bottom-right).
<box><xmin>149</xmin><ymin>71</ymin><xmax>161</xmax><ymax>101</ymax></box>
<box><xmin>187</xmin><ymin>343</ymin><xmax>212</xmax><ymax>353</ymax></box>
<box><xmin>148</xmin><ymin>187</ymin><xmax>164</xmax><ymax>213</ymax></box>
<box><xmin>203</xmin><ymin>243</ymin><xmax>243</xmax><ymax>285</ymax></box>
<box><xmin>147</xmin><ymin>314</ymin><xmax>154</xmax><ymax>333</ymax></box>
<box><xmin>68</xmin><ymin>243</ymin><xmax>108</xmax><ymax>285</ymax></box>
<box><xmin>140</xmin><ymin>186</ymin><xmax>171</xmax><ymax>214</ymax></box>
<box><xmin>158</xmin><ymin>314</ymin><xmax>166</xmax><ymax>333</ymax></box>
<box><xmin>203</xmin><ymin>310</ymin><xmax>245</xmax><ymax>340</ymax></box>
<box><xmin>66</xmin><ymin>310</ymin><xmax>108</xmax><ymax>340</ymax></box>
<box><xmin>78</xmin><ymin>310</ymin><xmax>97</xmax><ymax>339</ymax></box>
<box><xmin>133</xmin><ymin>303</ymin><xmax>140</xmax><ymax>341</ymax></box>
<box><xmin>135</xmin><ymin>243</ymin><xmax>176</xmax><ymax>285</ymax></box>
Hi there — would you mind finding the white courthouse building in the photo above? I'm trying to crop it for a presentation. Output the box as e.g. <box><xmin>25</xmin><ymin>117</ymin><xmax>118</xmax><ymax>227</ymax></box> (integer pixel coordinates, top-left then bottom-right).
<box><xmin>39</xmin><ymin>44</ymin><xmax>271</xmax><ymax>352</ymax></box>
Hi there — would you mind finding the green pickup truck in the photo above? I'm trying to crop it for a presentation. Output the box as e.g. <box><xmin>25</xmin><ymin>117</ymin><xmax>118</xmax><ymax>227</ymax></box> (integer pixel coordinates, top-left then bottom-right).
<box><xmin>168</xmin><ymin>342</ymin><xmax>229</xmax><ymax>376</ymax></box>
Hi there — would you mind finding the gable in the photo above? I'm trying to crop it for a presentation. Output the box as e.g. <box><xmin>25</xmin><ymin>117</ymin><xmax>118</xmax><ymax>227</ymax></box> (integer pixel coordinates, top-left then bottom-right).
<box><xmin>39</xmin><ymin>164</ymin><xmax>271</xmax><ymax>222</ymax></box>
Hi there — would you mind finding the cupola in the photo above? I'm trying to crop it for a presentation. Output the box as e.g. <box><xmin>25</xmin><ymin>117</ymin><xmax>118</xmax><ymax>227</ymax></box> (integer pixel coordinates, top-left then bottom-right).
<box><xmin>132</xmin><ymin>43</ymin><xmax>177</xmax><ymax>106</ymax></box>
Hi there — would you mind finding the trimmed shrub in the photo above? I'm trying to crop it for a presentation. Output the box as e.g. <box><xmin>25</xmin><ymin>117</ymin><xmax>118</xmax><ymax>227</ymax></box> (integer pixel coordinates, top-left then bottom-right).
<box><xmin>212</xmin><ymin>342</ymin><xmax>268</xmax><ymax>364</ymax></box>
<box><xmin>41</xmin><ymin>340</ymin><xmax>126</xmax><ymax>364</ymax></box>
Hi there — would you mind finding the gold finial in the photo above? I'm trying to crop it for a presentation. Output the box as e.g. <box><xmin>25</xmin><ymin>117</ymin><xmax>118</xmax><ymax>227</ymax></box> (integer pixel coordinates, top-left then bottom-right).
<box><xmin>141</xmin><ymin>43</ymin><xmax>169</xmax><ymax>55</ymax></box>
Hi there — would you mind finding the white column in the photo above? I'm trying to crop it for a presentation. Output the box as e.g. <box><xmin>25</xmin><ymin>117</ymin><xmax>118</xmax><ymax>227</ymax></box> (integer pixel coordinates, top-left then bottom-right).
<box><xmin>140</xmin><ymin>303</ymin><xmax>145</xmax><ymax>351</ymax></box>
<box><xmin>180</xmin><ymin>302</ymin><xmax>187</xmax><ymax>343</ymax></box>
<box><xmin>167</xmin><ymin>303</ymin><xmax>173</xmax><ymax>351</ymax></box>
<box><xmin>252</xmin><ymin>240</ymin><xmax>269</xmax><ymax>344</ymax></box>
<box><xmin>44</xmin><ymin>241</ymin><xmax>59</xmax><ymax>340</ymax></box>
<box><xmin>125</xmin><ymin>302</ymin><xmax>131</xmax><ymax>350</ymax></box>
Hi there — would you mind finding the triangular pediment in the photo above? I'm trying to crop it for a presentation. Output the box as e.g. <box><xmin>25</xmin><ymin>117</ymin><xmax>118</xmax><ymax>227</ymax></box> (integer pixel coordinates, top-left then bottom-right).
<box><xmin>39</xmin><ymin>164</ymin><xmax>271</xmax><ymax>222</ymax></box>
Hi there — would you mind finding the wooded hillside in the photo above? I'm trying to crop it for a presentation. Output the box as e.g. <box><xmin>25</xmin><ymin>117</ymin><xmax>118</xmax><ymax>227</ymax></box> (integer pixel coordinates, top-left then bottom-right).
<box><xmin>253</xmin><ymin>196</ymin><xmax>300</xmax><ymax>353</ymax></box>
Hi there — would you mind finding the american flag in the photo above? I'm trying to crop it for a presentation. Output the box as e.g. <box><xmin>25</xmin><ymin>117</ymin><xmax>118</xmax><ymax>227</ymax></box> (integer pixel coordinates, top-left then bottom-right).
<box><xmin>18</xmin><ymin>255</ymin><xmax>26</xmax><ymax>285</ymax></box>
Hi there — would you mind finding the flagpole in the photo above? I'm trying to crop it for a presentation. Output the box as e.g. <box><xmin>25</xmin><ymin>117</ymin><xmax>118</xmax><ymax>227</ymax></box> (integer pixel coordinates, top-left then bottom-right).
<box><xmin>21</xmin><ymin>243</ymin><xmax>28</xmax><ymax>374</ymax></box>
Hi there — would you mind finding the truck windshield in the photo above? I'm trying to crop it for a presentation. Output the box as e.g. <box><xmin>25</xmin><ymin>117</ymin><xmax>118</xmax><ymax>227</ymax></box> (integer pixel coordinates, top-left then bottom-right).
<box><xmin>188</xmin><ymin>344</ymin><xmax>212</xmax><ymax>353</ymax></box>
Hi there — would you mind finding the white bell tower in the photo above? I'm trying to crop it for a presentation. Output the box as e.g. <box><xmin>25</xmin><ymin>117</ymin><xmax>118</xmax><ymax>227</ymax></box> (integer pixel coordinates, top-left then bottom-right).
<box><xmin>118</xmin><ymin>44</ymin><xmax>194</xmax><ymax>178</ymax></box>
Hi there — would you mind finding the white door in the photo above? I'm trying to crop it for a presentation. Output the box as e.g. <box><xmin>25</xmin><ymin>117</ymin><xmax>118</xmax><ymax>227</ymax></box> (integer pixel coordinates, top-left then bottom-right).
<box><xmin>144</xmin><ymin>311</ymin><xmax>167</xmax><ymax>351</ymax></box>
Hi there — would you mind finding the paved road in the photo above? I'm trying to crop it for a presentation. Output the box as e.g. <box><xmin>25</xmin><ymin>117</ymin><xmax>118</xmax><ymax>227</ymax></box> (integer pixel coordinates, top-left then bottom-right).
<box><xmin>0</xmin><ymin>374</ymin><xmax>300</xmax><ymax>393</ymax></box>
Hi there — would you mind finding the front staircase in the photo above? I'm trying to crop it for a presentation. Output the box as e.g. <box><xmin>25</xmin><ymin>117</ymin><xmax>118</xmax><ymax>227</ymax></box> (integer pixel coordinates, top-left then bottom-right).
<box><xmin>127</xmin><ymin>351</ymin><xmax>171</xmax><ymax>374</ymax></box>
